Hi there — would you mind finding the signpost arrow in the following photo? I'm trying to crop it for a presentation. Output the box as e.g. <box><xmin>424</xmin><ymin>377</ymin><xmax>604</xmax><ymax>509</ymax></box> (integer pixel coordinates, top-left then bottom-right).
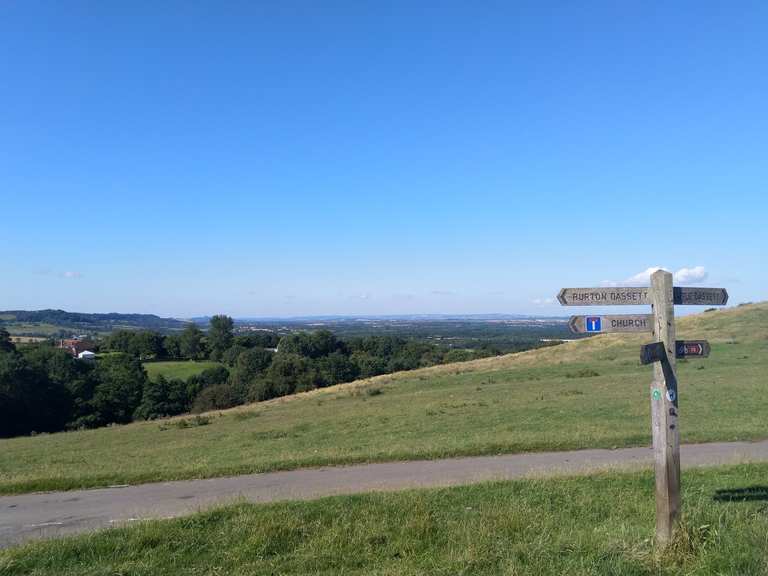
<box><xmin>557</xmin><ymin>287</ymin><xmax>650</xmax><ymax>306</ymax></box>
<box><xmin>675</xmin><ymin>340</ymin><xmax>711</xmax><ymax>359</ymax></box>
<box><xmin>569</xmin><ymin>314</ymin><xmax>653</xmax><ymax>334</ymax></box>
<box><xmin>640</xmin><ymin>340</ymin><xmax>711</xmax><ymax>365</ymax></box>
<box><xmin>673</xmin><ymin>288</ymin><xmax>728</xmax><ymax>306</ymax></box>
<box><xmin>557</xmin><ymin>287</ymin><xmax>728</xmax><ymax>307</ymax></box>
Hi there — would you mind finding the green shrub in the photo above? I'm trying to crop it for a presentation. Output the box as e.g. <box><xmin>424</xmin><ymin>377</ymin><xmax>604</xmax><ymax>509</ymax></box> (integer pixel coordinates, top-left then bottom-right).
<box><xmin>191</xmin><ymin>384</ymin><xmax>239</xmax><ymax>413</ymax></box>
<box><xmin>159</xmin><ymin>415</ymin><xmax>211</xmax><ymax>430</ymax></box>
<box><xmin>565</xmin><ymin>368</ymin><xmax>600</xmax><ymax>379</ymax></box>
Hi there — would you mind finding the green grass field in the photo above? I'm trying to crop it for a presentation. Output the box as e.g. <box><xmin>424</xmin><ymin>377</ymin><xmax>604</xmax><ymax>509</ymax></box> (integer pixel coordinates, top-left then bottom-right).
<box><xmin>142</xmin><ymin>360</ymin><xmax>222</xmax><ymax>381</ymax></box>
<box><xmin>2</xmin><ymin>463</ymin><xmax>767</xmax><ymax>575</ymax></box>
<box><xmin>2</xmin><ymin>323</ymin><xmax>62</xmax><ymax>336</ymax></box>
<box><xmin>0</xmin><ymin>304</ymin><xmax>765</xmax><ymax>495</ymax></box>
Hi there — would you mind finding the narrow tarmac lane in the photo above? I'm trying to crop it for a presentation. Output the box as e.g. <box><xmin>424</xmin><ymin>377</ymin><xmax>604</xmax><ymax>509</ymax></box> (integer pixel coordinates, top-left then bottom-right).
<box><xmin>2</xmin><ymin>439</ymin><xmax>768</xmax><ymax>549</ymax></box>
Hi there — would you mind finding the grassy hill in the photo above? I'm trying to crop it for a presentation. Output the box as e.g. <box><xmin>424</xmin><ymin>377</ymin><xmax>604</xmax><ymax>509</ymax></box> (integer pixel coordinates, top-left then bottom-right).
<box><xmin>0</xmin><ymin>303</ymin><xmax>765</xmax><ymax>495</ymax></box>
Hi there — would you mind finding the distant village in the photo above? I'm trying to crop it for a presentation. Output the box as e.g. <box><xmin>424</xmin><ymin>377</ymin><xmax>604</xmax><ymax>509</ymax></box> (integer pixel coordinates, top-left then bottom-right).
<box><xmin>9</xmin><ymin>335</ymin><xmax>96</xmax><ymax>360</ymax></box>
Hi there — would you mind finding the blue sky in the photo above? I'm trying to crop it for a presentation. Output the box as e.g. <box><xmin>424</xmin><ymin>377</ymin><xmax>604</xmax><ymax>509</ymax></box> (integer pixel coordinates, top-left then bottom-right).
<box><xmin>2</xmin><ymin>1</ymin><xmax>766</xmax><ymax>317</ymax></box>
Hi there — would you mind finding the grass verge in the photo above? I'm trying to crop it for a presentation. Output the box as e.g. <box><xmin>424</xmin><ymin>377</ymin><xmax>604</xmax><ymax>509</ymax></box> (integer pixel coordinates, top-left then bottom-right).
<box><xmin>2</xmin><ymin>463</ymin><xmax>768</xmax><ymax>575</ymax></box>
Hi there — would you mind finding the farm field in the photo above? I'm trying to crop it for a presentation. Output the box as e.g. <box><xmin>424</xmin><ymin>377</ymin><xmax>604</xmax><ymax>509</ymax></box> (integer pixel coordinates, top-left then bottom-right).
<box><xmin>0</xmin><ymin>303</ymin><xmax>765</xmax><ymax>495</ymax></box>
<box><xmin>2</xmin><ymin>463</ymin><xmax>767</xmax><ymax>575</ymax></box>
<box><xmin>2</xmin><ymin>323</ymin><xmax>61</xmax><ymax>336</ymax></box>
<box><xmin>142</xmin><ymin>360</ymin><xmax>222</xmax><ymax>381</ymax></box>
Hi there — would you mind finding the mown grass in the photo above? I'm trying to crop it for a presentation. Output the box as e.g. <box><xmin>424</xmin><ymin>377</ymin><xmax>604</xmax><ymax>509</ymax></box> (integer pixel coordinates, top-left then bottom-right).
<box><xmin>2</xmin><ymin>463</ymin><xmax>768</xmax><ymax>575</ymax></box>
<box><xmin>0</xmin><ymin>304</ymin><xmax>765</xmax><ymax>495</ymax></box>
<box><xmin>142</xmin><ymin>360</ymin><xmax>222</xmax><ymax>381</ymax></box>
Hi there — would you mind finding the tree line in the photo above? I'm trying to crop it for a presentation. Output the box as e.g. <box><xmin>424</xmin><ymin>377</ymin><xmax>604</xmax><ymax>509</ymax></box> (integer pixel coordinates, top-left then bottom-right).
<box><xmin>1</xmin><ymin>329</ymin><xmax>150</xmax><ymax>437</ymax></box>
<box><xmin>0</xmin><ymin>316</ymin><xmax>494</xmax><ymax>438</ymax></box>
<box><xmin>104</xmin><ymin>317</ymin><xmax>279</xmax><ymax>362</ymax></box>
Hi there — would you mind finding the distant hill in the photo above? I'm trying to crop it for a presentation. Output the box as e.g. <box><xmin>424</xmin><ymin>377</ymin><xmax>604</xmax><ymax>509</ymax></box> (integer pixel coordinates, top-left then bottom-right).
<box><xmin>0</xmin><ymin>309</ymin><xmax>189</xmax><ymax>335</ymax></box>
<box><xmin>230</xmin><ymin>313</ymin><xmax>551</xmax><ymax>322</ymax></box>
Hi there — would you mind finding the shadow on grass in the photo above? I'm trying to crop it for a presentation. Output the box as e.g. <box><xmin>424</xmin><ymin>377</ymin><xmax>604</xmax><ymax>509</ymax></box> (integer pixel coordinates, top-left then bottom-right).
<box><xmin>713</xmin><ymin>486</ymin><xmax>768</xmax><ymax>502</ymax></box>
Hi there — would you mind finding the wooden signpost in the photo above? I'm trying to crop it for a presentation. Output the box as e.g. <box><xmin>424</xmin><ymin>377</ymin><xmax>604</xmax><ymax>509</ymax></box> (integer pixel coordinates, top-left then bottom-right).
<box><xmin>558</xmin><ymin>270</ymin><xmax>728</xmax><ymax>544</ymax></box>
<box><xmin>568</xmin><ymin>314</ymin><xmax>653</xmax><ymax>333</ymax></box>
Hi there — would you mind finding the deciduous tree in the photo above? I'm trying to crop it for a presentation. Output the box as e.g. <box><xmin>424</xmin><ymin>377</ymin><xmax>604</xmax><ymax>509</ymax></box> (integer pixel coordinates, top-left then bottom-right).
<box><xmin>208</xmin><ymin>315</ymin><xmax>234</xmax><ymax>360</ymax></box>
<box><xmin>91</xmin><ymin>354</ymin><xmax>147</xmax><ymax>425</ymax></box>
<box><xmin>179</xmin><ymin>324</ymin><xmax>206</xmax><ymax>360</ymax></box>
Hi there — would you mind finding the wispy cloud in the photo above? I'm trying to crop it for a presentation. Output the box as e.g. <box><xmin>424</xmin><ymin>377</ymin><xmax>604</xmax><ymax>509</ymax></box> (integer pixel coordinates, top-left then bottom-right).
<box><xmin>430</xmin><ymin>289</ymin><xmax>455</xmax><ymax>296</ymax></box>
<box><xmin>602</xmin><ymin>266</ymin><xmax>708</xmax><ymax>287</ymax></box>
<box><xmin>37</xmin><ymin>269</ymin><xmax>84</xmax><ymax>279</ymax></box>
<box><xmin>532</xmin><ymin>297</ymin><xmax>555</xmax><ymax>306</ymax></box>
<box><xmin>348</xmin><ymin>293</ymin><xmax>372</xmax><ymax>301</ymax></box>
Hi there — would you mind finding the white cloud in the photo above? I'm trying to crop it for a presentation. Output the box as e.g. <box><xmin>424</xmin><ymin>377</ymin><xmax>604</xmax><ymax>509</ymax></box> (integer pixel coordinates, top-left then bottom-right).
<box><xmin>601</xmin><ymin>267</ymin><xmax>664</xmax><ymax>287</ymax></box>
<box><xmin>431</xmin><ymin>290</ymin><xmax>455</xmax><ymax>296</ymax></box>
<box><xmin>673</xmin><ymin>266</ymin><xmax>708</xmax><ymax>284</ymax></box>
<box><xmin>61</xmin><ymin>271</ymin><xmax>83</xmax><ymax>279</ymax></box>
<box><xmin>602</xmin><ymin>266</ymin><xmax>708</xmax><ymax>287</ymax></box>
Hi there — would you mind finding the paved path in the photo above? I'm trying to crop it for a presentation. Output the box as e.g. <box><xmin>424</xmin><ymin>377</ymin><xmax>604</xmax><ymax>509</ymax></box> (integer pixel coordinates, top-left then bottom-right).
<box><xmin>3</xmin><ymin>439</ymin><xmax>768</xmax><ymax>549</ymax></box>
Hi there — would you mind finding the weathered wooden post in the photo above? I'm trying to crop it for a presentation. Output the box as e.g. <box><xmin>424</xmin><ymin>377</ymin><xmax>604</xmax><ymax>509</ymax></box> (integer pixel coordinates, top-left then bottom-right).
<box><xmin>649</xmin><ymin>269</ymin><xmax>680</xmax><ymax>543</ymax></box>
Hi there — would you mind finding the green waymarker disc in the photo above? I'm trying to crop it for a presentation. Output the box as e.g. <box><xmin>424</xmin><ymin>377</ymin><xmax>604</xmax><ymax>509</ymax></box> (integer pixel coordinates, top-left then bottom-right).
<box><xmin>652</xmin><ymin>389</ymin><xmax>662</xmax><ymax>400</ymax></box>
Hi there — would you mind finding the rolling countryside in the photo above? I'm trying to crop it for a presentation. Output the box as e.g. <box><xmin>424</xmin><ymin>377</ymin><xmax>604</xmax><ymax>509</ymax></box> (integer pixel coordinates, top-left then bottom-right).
<box><xmin>1</xmin><ymin>303</ymin><xmax>764</xmax><ymax>496</ymax></box>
